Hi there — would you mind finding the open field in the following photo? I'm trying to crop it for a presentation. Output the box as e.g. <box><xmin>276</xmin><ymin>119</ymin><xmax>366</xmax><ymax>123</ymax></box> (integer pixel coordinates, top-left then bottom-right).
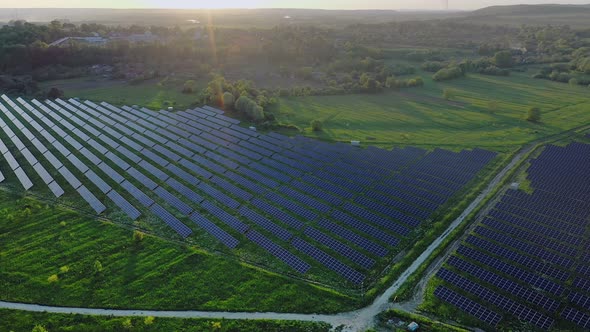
<box><xmin>0</xmin><ymin>309</ymin><xmax>331</xmax><ymax>332</ymax></box>
<box><xmin>275</xmin><ymin>71</ymin><xmax>590</xmax><ymax>152</ymax></box>
<box><xmin>39</xmin><ymin>77</ymin><xmax>201</xmax><ymax>111</ymax></box>
<box><xmin>0</xmin><ymin>192</ymin><xmax>356</xmax><ymax>313</ymax></box>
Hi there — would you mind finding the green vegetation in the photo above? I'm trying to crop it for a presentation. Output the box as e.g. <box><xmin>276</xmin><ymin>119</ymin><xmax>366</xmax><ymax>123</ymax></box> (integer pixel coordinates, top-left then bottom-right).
<box><xmin>38</xmin><ymin>77</ymin><xmax>200</xmax><ymax>111</ymax></box>
<box><xmin>377</xmin><ymin>309</ymin><xmax>469</xmax><ymax>332</ymax></box>
<box><xmin>274</xmin><ymin>72</ymin><xmax>590</xmax><ymax>151</ymax></box>
<box><xmin>526</xmin><ymin>106</ymin><xmax>541</xmax><ymax>122</ymax></box>
<box><xmin>0</xmin><ymin>310</ymin><xmax>331</xmax><ymax>332</ymax></box>
<box><xmin>0</xmin><ymin>191</ymin><xmax>356</xmax><ymax>313</ymax></box>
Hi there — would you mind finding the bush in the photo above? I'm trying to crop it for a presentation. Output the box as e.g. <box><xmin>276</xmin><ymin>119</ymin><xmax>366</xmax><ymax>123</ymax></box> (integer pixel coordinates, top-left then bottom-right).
<box><xmin>94</xmin><ymin>260</ymin><xmax>103</xmax><ymax>274</ymax></box>
<box><xmin>47</xmin><ymin>87</ymin><xmax>64</xmax><ymax>99</ymax></box>
<box><xmin>182</xmin><ymin>80</ymin><xmax>196</xmax><ymax>94</ymax></box>
<box><xmin>494</xmin><ymin>50</ymin><xmax>514</xmax><ymax>68</ymax></box>
<box><xmin>144</xmin><ymin>316</ymin><xmax>155</xmax><ymax>325</ymax></box>
<box><xmin>235</xmin><ymin>96</ymin><xmax>265</xmax><ymax>122</ymax></box>
<box><xmin>222</xmin><ymin>92</ymin><xmax>235</xmax><ymax>110</ymax></box>
<box><xmin>47</xmin><ymin>274</ymin><xmax>58</xmax><ymax>283</ymax></box>
<box><xmin>477</xmin><ymin>65</ymin><xmax>510</xmax><ymax>76</ymax></box>
<box><xmin>59</xmin><ymin>265</ymin><xmax>69</xmax><ymax>273</ymax></box>
<box><xmin>527</xmin><ymin>107</ymin><xmax>541</xmax><ymax>122</ymax></box>
<box><xmin>432</xmin><ymin>66</ymin><xmax>464</xmax><ymax>81</ymax></box>
<box><xmin>569</xmin><ymin>78</ymin><xmax>579</xmax><ymax>86</ymax></box>
<box><xmin>442</xmin><ymin>88</ymin><xmax>455</xmax><ymax>100</ymax></box>
<box><xmin>133</xmin><ymin>230</ymin><xmax>144</xmax><ymax>242</ymax></box>
<box><xmin>421</xmin><ymin>61</ymin><xmax>447</xmax><ymax>72</ymax></box>
<box><xmin>32</xmin><ymin>325</ymin><xmax>48</xmax><ymax>332</ymax></box>
<box><xmin>311</xmin><ymin>120</ymin><xmax>323</xmax><ymax>132</ymax></box>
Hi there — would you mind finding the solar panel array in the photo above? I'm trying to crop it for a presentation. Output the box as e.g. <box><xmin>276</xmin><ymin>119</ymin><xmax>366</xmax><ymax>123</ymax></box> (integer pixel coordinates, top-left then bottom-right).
<box><xmin>435</xmin><ymin>142</ymin><xmax>590</xmax><ymax>330</ymax></box>
<box><xmin>0</xmin><ymin>94</ymin><xmax>496</xmax><ymax>284</ymax></box>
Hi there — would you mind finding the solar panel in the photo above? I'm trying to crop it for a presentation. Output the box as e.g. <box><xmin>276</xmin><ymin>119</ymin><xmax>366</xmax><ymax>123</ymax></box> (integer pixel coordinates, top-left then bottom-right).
<box><xmin>57</xmin><ymin>166</ymin><xmax>82</xmax><ymax>190</ymax></box>
<box><xmin>105</xmin><ymin>151</ymin><xmax>131</xmax><ymax>171</ymax></box>
<box><xmin>239</xmin><ymin>205</ymin><xmax>292</xmax><ymax>241</ymax></box>
<box><xmin>291</xmin><ymin>237</ymin><xmax>364</xmax><ymax>284</ymax></box>
<box><xmin>106</xmin><ymin>190</ymin><xmax>141</xmax><ymax>220</ymax></box>
<box><xmin>189</xmin><ymin>212</ymin><xmax>239</xmax><ymax>248</ymax></box>
<box><xmin>85</xmin><ymin>169</ymin><xmax>112</xmax><ymax>194</ymax></box>
<box><xmin>202</xmin><ymin>200</ymin><xmax>248</xmax><ymax>233</ymax></box>
<box><xmin>120</xmin><ymin>180</ymin><xmax>154</xmax><ymax>207</ymax></box>
<box><xmin>66</xmin><ymin>153</ymin><xmax>89</xmax><ymax>173</ymax></box>
<box><xmin>20</xmin><ymin>148</ymin><xmax>38</xmax><ymax>166</ymax></box>
<box><xmin>76</xmin><ymin>185</ymin><xmax>106</xmax><ymax>214</ymax></box>
<box><xmin>251</xmin><ymin>198</ymin><xmax>305</xmax><ymax>230</ymax></box>
<box><xmin>198</xmin><ymin>182</ymin><xmax>240</xmax><ymax>209</ymax></box>
<box><xmin>150</xmin><ymin>203</ymin><xmax>192</xmax><ymax>238</ymax></box>
<box><xmin>32</xmin><ymin>162</ymin><xmax>53</xmax><ymax>185</ymax></box>
<box><xmin>127</xmin><ymin>167</ymin><xmax>158</xmax><ymax>191</ymax></box>
<box><xmin>246</xmin><ymin>230</ymin><xmax>310</xmax><ymax>274</ymax></box>
<box><xmin>138</xmin><ymin>160</ymin><xmax>170</xmax><ymax>182</ymax></box>
<box><xmin>154</xmin><ymin>186</ymin><xmax>193</xmax><ymax>215</ymax></box>
<box><xmin>304</xmin><ymin>226</ymin><xmax>375</xmax><ymax>269</ymax></box>
<box><xmin>166</xmin><ymin>177</ymin><xmax>204</xmax><ymax>204</ymax></box>
<box><xmin>13</xmin><ymin>167</ymin><xmax>34</xmax><ymax>190</ymax></box>
<box><xmin>47</xmin><ymin>181</ymin><xmax>65</xmax><ymax>197</ymax></box>
<box><xmin>434</xmin><ymin>286</ymin><xmax>502</xmax><ymax>326</ymax></box>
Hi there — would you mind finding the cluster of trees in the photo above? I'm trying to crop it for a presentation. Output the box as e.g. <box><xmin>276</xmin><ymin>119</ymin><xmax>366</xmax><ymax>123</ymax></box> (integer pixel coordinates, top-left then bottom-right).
<box><xmin>201</xmin><ymin>76</ymin><xmax>275</xmax><ymax>122</ymax></box>
<box><xmin>533</xmin><ymin>63</ymin><xmax>590</xmax><ymax>86</ymax></box>
<box><xmin>432</xmin><ymin>66</ymin><xmax>464</xmax><ymax>81</ymax></box>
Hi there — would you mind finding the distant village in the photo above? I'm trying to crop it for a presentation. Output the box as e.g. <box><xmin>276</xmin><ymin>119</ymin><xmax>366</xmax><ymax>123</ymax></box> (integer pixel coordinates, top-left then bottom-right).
<box><xmin>49</xmin><ymin>29</ymin><xmax>204</xmax><ymax>47</ymax></box>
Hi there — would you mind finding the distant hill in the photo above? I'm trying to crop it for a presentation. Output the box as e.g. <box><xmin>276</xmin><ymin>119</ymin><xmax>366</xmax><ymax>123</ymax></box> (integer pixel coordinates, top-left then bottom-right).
<box><xmin>452</xmin><ymin>4</ymin><xmax>590</xmax><ymax>28</ymax></box>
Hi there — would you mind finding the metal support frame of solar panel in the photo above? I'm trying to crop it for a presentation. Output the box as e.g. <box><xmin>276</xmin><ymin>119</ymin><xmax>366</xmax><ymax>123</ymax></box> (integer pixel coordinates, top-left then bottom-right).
<box><xmin>292</xmin><ymin>237</ymin><xmax>364</xmax><ymax>284</ymax></box>
<box><xmin>434</xmin><ymin>286</ymin><xmax>503</xmax><ymax>326</ymax></box>
<box><xmin>436</xmin><ymin>267</ymin><xmax>554</xmax><ymax>330</ymax></box>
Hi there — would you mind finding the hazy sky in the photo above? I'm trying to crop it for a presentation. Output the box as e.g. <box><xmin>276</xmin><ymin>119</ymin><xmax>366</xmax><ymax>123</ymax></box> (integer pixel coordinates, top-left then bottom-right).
<box><xmin>1</xmin><ymin>0</ymin><xmax>589</xmax><ymax>10</ymax></box>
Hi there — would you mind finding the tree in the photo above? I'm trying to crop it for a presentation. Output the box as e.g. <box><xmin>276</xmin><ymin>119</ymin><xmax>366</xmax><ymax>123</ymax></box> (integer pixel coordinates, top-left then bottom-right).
<box><xmin>222</xmin><ymin>92</ymin><xmax>235</xmax><ymax>110</ymax></box>
<box><xmin>133</xmin><ymin>230</ymin><xmax>144</xmax><ymax>242</ymax></box>
<box><xmin>182</xmin><ymin>80</ymin><xmax>196</xmax><ymax>93</ymax></box>
<box><xmin>527</xmin><ymin>107</ymin><xmax>541</xmax><ymax>122</ymax></box>
<box><xmin>234</xmin><ymin>96</ymin><xmax>264</xmax><ymax>122</ymax></box>
<box><xmin>569</xmin><ymin>78</ymin><xmax>579</xmax><ymax>86</ymax></box>
<box><xmin>47</xmin><ymin>87</ymin><xmax>64</xmax><ymax>99</ymax></box>
<box><xmin>494</xmin><ymin>50</ymin><xmax>514</xmax><ymax>68</ymax></box>
<box><xmin>311</xmin><ymin>120</ymin><xmax>323</xmax><ymax>132</ymax></box>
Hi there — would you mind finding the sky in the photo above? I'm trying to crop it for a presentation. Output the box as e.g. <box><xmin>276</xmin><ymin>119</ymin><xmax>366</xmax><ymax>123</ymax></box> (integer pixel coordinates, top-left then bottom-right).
<box><xmin>0</xmin><ymin>0</ymin><xmax>589</xmax><ymax>10</ymax></box>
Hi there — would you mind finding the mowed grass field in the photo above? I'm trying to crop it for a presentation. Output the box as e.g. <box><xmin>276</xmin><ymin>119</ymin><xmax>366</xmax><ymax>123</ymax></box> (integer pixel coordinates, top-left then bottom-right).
<box><xmin>276</xmin><ymin>71</ymin><xmax>590</xmax><ymax>151</ymax></box>
<box><xmin>0</xmin><ymin>192</ymin><xmax>356</xmax><ymax>313</ymax></box>
<box><xmin>39</xmin><ymin>77</ymin><xmax>201</xmax><ymax>111</ymax></box>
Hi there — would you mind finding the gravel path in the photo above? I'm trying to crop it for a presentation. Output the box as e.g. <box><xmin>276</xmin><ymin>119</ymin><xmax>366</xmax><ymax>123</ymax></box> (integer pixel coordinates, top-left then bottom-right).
<box><xmin>0</xmin><ymin>147</ymin><xmax>529</xmax><ymax>331</ymax></box>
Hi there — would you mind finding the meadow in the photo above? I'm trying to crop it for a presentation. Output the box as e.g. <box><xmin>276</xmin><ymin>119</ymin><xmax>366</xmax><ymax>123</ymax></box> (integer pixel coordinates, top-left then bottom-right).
<box><xmin>275</xmin><ymin>71</ymin><xmax>590</xmax><ymax>152</ymax></box>
<box><xmin>0</xmin><ymin>191</ymin><xmax>357</xmax><ymax>313</ymax></box>
<box><xmin>39</xmin><ymin>77</ymin><xmax>201</xmax><ymax>111</ymax></box>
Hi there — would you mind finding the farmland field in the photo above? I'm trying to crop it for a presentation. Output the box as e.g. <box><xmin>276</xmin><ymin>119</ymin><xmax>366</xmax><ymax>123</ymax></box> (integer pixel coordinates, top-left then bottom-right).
<box><xmin>275</xmin><ymin>71</ymin><xmax>590</xmax><ymax>151</ymax></box>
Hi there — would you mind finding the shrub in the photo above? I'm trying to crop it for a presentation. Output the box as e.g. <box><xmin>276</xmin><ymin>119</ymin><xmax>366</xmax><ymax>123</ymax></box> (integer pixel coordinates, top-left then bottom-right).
<box><xmin>569</xmin><ymin>78</ymin><xmax>579</xmax><ymax>86</ymax></box>
<box><xmin>47</xmin><ymin>87</ymin><xmax>64</xmax><ymax>99</ymax></box>
<box><xmin>311</xmin><ymin>120</ymin><xmax>323</xmax><ymax>132</ymax></box>
<box><xmin>181</xmin><ymin>80</ymin><xmax>196</xmax><ymax>94</ymax></box>
<box><xmin>59</xmin><ymin>265</ymin><xmax>69</xmax><ymax>273</ymax></box>
<box><xmin>432</xmin><ymin>66</ymin><xmax>464</xmax><ymax>81</ymax></box>
<box><xmin>47</xmin><ymin>274</ymin><xmax>58</xmax><ymax>283</ymax></box>
<box><xmin>527</xmin><ymin>107</ymin><xmax>541</xmax><ymax>122</ymax></box>
<box><xmin>122</xmin><ymin>318</ymin><xmax>133</xmax><ymax>329</ymax></box>
<box><xmin>133</xmin><ymin>230</ymin><xmax>144</xmax><ymax>242</ymax></box>
<box><xmin>235</xmin><ymin>96</ymin><xmax>265</xmax><ymax>122</ymax></box>
<box><xmin>222</xmin><ymin>92</ymin><xmax>235</xmax><ymax>109</ymax></box>
<box><xmin>442</xmin><ymin>88</ymin><xmax>455</xmax><ymax>100</ymax></box>
<box><xmin>421</xmin><ymin>61</ymin><xmax>447</xmax><ymax>72</ymax></box>
<box><xmin>144</xmin><ymin>316</ymin><xmax>155</xmax><ymax>325</ymax></box>
<box><xmin>494</xmin><ymin>50</ymin><xmax>514</xmax><ymax>68</ymax></box>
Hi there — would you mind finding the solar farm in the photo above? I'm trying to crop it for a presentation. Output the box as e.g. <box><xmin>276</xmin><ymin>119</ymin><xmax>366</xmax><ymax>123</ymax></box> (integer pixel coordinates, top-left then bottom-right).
<box><xmin>432</xmin><ymin>142</ymin><xmax>590</xmax><ymax>330</ymax></box>
<box><xmin>0</xmin><ymin>94</ymin><xmax>503</xmax><ymax>286</ymax></box>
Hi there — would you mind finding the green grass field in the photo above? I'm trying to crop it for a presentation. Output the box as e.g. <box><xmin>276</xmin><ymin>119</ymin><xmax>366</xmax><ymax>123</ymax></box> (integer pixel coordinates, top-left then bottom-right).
<box><xmin>0</xmin><ymin>191</ymin><xmax>356</xmax><ymax>314</ymax></box>
<box><xmin>39</xmin><ymin>77</ymin><xmax>201</xmax><ymax>111</ymax></box>
<box><xmin>0</xmin><ymin>310</ymin><xmax>331</xmax><ymax>332</ymax></box>
<box><xmin>275</xmin><ymin>71</ymin><xmax>590</xmax><ymax>152</ymax></box>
